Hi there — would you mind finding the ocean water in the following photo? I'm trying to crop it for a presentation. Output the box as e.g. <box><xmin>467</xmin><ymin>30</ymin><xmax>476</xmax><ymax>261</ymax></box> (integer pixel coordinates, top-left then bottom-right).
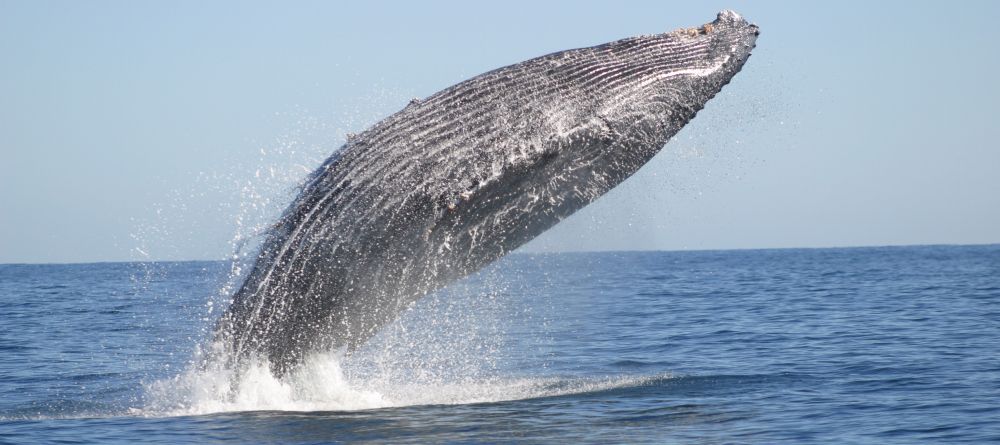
<box><xmin>1</xmin><ymin>245</ymin><xmax>998</xmax><ymax>443</ymax></box>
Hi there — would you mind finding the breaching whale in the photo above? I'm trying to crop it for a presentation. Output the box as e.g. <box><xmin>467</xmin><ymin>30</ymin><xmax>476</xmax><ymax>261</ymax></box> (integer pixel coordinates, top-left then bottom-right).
<box><xmin>217</xmin><ymin>10</ymin><xmax>759</xmax><ymax>375</ymax></box>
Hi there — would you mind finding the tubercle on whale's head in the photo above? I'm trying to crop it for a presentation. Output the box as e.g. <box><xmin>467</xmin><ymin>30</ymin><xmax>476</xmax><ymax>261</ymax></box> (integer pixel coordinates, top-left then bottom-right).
<box><xmin>680</xmin><ymin>10</ymin><xmax>759</xmax><ymax>43</ymax></box>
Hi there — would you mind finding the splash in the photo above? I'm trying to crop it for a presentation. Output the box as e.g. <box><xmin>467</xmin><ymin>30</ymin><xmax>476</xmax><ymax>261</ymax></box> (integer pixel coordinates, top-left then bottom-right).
<box><xmin>143</xmin><ymin>348</ymin><xmax>385</xmax><ymax>415</ymax></box>
<box><xmin>140</xmin><ymin>346</ymin><xmax>665</xmax><ymax>416</ymax></box>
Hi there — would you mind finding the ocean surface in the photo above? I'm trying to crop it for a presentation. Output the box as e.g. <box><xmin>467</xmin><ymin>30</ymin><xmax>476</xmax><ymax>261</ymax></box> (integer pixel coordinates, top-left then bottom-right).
<box><xmin>1</xmin><ymin>244</ymin><xmax>998</xmax><ymax>443</ymax></box>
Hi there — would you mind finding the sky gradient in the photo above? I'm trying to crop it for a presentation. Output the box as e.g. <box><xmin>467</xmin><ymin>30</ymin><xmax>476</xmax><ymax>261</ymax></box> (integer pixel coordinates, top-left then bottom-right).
<box><xmin>1</xmin><ymin>1</ymin><xmax>998</xmax><ymax>263</ymax></box>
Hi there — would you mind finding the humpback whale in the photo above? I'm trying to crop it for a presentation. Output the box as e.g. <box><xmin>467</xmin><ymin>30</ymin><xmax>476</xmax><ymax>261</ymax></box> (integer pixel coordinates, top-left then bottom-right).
<box><xmin>217</xmin><ymin>10</ymin><xmax>759</xmax><ymax>375</ymax></box>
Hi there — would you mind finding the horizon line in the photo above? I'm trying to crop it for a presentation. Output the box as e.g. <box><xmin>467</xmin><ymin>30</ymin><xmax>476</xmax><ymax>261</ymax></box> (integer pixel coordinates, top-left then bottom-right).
<box><xmin>1</xmin><ymin>241</ymin><xmax>997</xmax><ymax>267</ymax></box>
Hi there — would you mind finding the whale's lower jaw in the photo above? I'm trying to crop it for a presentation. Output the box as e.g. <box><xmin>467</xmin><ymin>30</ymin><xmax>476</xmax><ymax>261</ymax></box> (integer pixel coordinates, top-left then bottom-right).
<box><xmin>217</xmin><ymin>10</ymin><xmax>758</xmax><ymax>375</ymax></box>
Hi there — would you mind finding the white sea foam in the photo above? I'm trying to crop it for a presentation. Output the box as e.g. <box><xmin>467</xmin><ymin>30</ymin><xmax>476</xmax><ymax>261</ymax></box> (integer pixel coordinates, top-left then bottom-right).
<box><xmin>143</xmin><ymin>351</ymin><xmax>384</xmax><ymax>415</ymax></box>
<box><xmin>140</xmin><ymin>346</ymin><xmax>662</xmax><ymax>417</ymax></box>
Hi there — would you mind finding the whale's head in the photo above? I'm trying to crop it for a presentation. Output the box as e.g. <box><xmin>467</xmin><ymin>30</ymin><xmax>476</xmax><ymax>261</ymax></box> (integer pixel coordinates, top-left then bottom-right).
<box><xmin>485</xmin><ymin>10</ymin><xmax>760</xmax><ymax>210</ymax></box>
<box><xmin>547</xmin><ymin>10</ymin><xmax>759</xmax><ymax>171</ymax></box>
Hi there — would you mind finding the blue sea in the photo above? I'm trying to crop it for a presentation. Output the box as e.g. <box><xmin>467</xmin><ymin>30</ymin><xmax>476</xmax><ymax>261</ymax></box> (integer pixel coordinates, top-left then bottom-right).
<box><xmin>1</xmin><ymin>245</ymin><xmax>998</xmax><ymax>443</ymax></box>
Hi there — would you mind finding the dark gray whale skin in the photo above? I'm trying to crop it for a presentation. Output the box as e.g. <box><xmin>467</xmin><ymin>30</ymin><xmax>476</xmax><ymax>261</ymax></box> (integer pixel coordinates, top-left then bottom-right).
<box><xmin>217</xmin><ymin>10</ymin><xmax>759</xmax><ymax>374</ymax></box>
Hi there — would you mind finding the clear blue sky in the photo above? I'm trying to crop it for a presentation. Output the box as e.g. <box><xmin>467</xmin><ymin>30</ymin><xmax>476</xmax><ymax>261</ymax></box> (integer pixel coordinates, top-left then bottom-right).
<box><xmin>1</xmin><ymin>1</ymin><xmax>998</xmax><ymax>263</ymax></box>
